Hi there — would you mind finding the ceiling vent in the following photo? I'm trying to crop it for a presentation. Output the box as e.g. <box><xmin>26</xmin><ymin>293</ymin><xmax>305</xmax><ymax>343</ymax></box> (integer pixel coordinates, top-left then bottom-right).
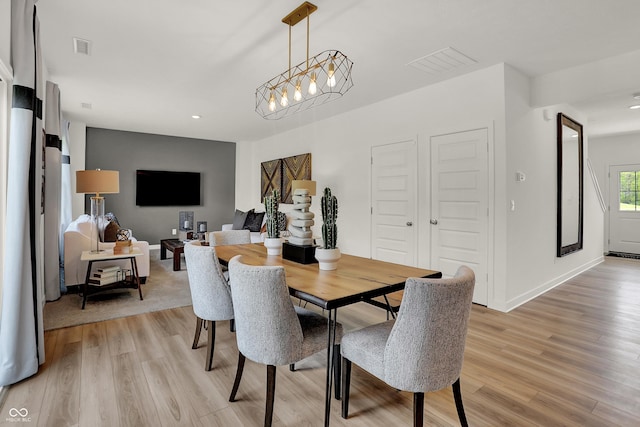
<box><xmin>408</xmin><ymin>47</ymin><xmax>476</xmax><ymax>75</ymax></box>
<box><xmin>73</xmin><ymin>37</ymin><xmax>91</xmax><ymax>56</ymax></box>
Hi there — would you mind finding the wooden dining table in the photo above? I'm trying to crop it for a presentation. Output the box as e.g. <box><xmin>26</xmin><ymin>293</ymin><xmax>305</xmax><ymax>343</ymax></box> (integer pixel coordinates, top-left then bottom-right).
<box><xmin>214</xmin><ymin>243</ymin><xmax>441</xmax><ymax>426</ymax></box>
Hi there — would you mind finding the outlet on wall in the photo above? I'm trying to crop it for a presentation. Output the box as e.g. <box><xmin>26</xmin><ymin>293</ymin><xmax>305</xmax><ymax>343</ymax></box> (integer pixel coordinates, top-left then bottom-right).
<box><xmin>171</xmin><ymin>228</ymin><xmax>177</xmax><ymax>236</ymax></box>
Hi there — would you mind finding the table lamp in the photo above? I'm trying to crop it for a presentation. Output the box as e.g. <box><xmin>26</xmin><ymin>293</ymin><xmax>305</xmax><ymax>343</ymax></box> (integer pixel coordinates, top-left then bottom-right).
<box><xmin>76</xmin><ymin>169</ymin><xmax>120</xmax><ymax>253</ymax></box>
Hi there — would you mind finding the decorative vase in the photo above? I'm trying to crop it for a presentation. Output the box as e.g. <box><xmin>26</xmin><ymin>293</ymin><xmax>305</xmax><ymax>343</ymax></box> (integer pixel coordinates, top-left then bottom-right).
<box><xmin>264</xmin><ymin>237</ymin><xmax>283</xmax><ymax>256</ymax></box>
<box><xmin>315</xmin><ymin>247</ymin><xmax>341</xmax><ymax>270</ymax></box>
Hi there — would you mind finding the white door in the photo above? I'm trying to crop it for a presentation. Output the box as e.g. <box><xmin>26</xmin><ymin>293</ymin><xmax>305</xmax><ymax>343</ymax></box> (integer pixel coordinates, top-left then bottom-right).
<box><xmin>371</xmin><ymin>140</ymin><xmax>417</xmax><ymax>266</ymax></box>
<box><xmin>609</xmin><ymin>164</ymin><xmax>640</xmax><ymax>254</ymax></box>
<box><xmin>430</xmin><ymin>129</ymin><xmax>488</xmax><ymax>305</ymax></box>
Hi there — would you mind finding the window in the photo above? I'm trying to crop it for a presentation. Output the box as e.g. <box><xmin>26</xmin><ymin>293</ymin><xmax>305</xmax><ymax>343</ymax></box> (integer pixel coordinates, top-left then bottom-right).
<box><xmin>619</xmin><ymin>170</ymin><xmax>640</xmax><ymax>211</ymax></box>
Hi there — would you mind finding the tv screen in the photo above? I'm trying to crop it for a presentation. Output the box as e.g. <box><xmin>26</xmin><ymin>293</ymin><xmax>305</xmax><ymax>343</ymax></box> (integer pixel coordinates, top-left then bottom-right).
<box><xmin>136</xmin><ymin>170</ymin><xmax>201</xmax><ymax>206</ymax></box>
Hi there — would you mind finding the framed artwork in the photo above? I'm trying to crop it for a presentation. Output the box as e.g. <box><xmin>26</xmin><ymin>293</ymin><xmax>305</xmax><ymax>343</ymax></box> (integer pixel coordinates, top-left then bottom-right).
<box><xmin>282</xmin><ymin>153</ymin><xmax>312</xmax><ymax>203</ymax></box>
<box><xmin>260</xmin><ymin>153</ymin><xmax>311</xmax><ymax>203</ymax></box>
<box><xmin>261</xmin><ymin>159</ymin><xmax>282</xmax><ymax>201</ymax></box>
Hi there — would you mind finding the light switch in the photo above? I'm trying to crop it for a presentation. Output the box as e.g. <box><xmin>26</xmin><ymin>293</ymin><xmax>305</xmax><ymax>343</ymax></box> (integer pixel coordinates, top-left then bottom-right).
<box><xmin>516</xmin><ymin>171</ymin><xmax>526</xmax><ymax>182</ymax></box>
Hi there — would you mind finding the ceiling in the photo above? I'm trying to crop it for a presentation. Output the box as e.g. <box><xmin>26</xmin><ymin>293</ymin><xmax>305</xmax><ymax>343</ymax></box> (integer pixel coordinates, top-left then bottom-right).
<box><xmin>37</xmin><ymin>0</ymin><xmax>640</xmax><ymax>143</ymax></box>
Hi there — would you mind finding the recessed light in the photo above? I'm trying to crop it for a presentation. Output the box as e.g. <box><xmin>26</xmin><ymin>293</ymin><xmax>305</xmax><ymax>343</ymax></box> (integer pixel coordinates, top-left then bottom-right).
<box><xmin>629</xmin><ymin>105</ymin><xmax>640</xmax><ymax>110</ymax></box>
<box><xmin>192</xmin><ymin>115</ymin><xmax>201</xmax><ymax>119</ymax></box>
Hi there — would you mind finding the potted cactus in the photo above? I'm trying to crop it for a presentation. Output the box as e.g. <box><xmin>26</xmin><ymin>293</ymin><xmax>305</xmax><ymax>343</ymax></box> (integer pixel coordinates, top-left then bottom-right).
<box><xmin>315</xmin><ymin>187</ymin><xmax>341</xmax><ymax>270</ymax></box>
<box><xmin>263</xmin><ymin>188</ymin><xmax>283</xmax><ymax>255</ymax></box>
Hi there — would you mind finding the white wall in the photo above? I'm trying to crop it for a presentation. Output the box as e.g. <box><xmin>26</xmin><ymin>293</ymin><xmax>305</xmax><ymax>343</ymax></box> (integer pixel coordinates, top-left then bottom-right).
<box><xmin>237</xmin><ymin>63</ymin><xmax>605</xmax><ymax>312</ymax></box>
<box><xmin>504</xmin><ymin>65</ymin><xmax>604</xmax><ymax>309</ymax></box>
<box><xmin>68</xmin><ymin>121</ymin><xmax>86</xmax><ymax>219</ymax></box>
<box><xmin>589</xmin><ymin>131</ymin><xmax>640</xmax><ymax>250</ymax></box>
<box><xmin>0</xmin><ymin>0</ymin><xmax>10</xmax><ymax>68</ymax></box>
<box><xmin>237</xmin><ymin>64</ymin><xmax>506</xmax><ymax>255</ymax></box>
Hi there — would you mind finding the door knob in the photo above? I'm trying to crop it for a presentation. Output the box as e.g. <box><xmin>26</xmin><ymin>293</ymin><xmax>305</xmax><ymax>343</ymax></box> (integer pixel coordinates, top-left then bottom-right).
<box><xmin>430</xmin><ymin>219</ymin><xmax>438</xmax><ymax>225</ymax></box>
<box><xmin>406</xmin><ymin>221</ymin><xmax>413</xmax><ymax>226</ymax></box>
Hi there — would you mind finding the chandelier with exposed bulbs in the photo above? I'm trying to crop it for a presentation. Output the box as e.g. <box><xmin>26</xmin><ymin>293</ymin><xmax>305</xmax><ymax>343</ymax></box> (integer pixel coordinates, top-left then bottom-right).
<box><xmin>255</xmin><ymin>2</ymin><xmax>354</xmax><ymax>120</ymax></box>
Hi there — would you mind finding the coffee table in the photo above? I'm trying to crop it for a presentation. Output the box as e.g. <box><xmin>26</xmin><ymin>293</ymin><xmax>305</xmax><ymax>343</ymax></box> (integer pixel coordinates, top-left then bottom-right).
<box><xmin>160</xmin><ymin>238</ymin><xmax>207</xmax><ymax>270</ymax></box>
<box><xmin>160</xmin><ymin>239</ymin><xmax>186</xmax><ymax>271</ymax></box>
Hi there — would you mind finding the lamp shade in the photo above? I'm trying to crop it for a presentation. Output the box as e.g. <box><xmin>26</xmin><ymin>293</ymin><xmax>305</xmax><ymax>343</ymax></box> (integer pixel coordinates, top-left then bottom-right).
<box><xmin>76</xmin><ymin>170</ymin><xmax>120</xmax><ymax>195</ymax></box>
<box><xmin>292</xmin><ymin>179</ymin><xmax>316</xmax><ymax>196</ymax></box>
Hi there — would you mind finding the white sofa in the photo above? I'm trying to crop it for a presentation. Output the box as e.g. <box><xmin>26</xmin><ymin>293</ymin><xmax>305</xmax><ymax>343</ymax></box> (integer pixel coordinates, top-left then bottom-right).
<box><xmin>219</xmin><ymin>223</ymin><xmax>264</xmax><ymax>243</ymax></box>
<box><xmin>63</xmin><ymin>214</ymin><xmax>150</xmax><ymax>287</ymax></box>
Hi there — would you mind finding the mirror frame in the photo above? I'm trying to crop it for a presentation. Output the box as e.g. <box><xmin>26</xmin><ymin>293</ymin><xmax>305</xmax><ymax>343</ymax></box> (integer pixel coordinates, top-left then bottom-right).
<box><xmin>557</xmin><ymin>113</ymin><xmax>584</xmax><ymax>257</ymax></box>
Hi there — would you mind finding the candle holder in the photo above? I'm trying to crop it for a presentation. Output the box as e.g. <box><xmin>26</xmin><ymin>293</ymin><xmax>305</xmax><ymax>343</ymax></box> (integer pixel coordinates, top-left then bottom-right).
<box><xmin>197</xmin><ymin>221</ymin><xmax>207</xmax><ymax>241</ymax></box>
<box><xmin>179</xmin><ymin>211</ymin><xmax>194</xmax><ymax>240</ymax></box>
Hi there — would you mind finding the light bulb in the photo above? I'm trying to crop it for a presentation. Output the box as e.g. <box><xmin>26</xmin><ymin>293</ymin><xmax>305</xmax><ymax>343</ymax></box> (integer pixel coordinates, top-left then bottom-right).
<box><xmin>268</xmin><ymin>92</ymin><xmax>276</xmax><ymax>112</ymax></box>
<box><xmin>294</xmin><ymin>80</ymin><xmax>302</xmax><ymax>102</ymax></box>
<box><xmin>308</xmin><ymin>73</ymin><xmax>317</xmax><ymax>95</ymax></box>
<box><xmin>327</xmin><ymin>62</ymin><xmax>336</xmax><ymax>88</ymax></box>
<box><xmin>280</xmin><ymin>88</ymin><xmax>289</xmax><ymax>107</ymax></box>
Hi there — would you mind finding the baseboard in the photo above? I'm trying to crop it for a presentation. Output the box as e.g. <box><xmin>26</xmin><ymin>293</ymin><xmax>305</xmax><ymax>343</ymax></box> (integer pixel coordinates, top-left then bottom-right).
<box><xmin>504</xmin><ymin>255</ymin><xmax>604</xmax><ymax>312</ymax></box>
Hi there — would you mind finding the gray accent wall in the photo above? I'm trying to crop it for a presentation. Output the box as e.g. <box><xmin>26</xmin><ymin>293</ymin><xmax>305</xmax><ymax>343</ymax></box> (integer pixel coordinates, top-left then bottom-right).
<box><xmin>86</xmin><ymin>127</ymin><xmax>235</xmax><ymax>244</ymax></box>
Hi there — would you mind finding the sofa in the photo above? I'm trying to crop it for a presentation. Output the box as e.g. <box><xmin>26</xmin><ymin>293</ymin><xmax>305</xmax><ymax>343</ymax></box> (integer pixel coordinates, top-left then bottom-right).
<box><xmin>218</xmin><ymin>209</ymin><xmax>290</xmax><ymax>243</ymax></box>
<box><xmin>63</xmin><ymin>214</ymin><xmax>150</xmax><ymax>287</ymax></box>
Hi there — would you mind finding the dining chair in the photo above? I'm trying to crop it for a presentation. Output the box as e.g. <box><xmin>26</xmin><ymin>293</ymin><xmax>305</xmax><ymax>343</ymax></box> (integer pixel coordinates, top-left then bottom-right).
<box><xmin>209</xmin><ymin>229</ymin><xmax>251</xmax><ymax>245</ymax></box>
<box><xmin>227</xmin><ymin>255</ymin><xmax>344</xmax><ymax>427</ymax></box>
<box><xmin>340</xmin><ymin>265</ymin><xmax>475</xmax><ymax>427</ymax></box>
<box><xmin>184</xmin><ymin>241</ymin><xmax>234</xmax><ymax>371</ymax></box>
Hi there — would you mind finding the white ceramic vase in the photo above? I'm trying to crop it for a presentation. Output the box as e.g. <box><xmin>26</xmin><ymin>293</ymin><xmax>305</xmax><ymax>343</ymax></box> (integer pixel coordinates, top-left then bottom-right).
<box><xmin>264</xmin><ymin>237</ymin><xmax>283</xmax><ymax>256</ymax></box>
<box><xmin>315</xmin><ymin>247</ymin><xmax>341</xmax><ymax>270</ymax></box>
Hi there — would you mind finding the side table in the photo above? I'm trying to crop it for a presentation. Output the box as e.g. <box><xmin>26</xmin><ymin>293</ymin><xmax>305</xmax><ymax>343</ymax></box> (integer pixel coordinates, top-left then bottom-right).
<box><xmin>80</xmin><ymin>249</ymin><xmax>143</xmax><ymax>309</ymax></box>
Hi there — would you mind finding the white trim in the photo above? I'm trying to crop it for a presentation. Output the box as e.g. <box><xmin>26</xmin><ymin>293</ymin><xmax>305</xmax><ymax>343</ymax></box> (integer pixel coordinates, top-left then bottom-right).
<box><xmin>587</xmin><ymin>158</ymin><xmax>606</xmax><ymax>213</ymax></box>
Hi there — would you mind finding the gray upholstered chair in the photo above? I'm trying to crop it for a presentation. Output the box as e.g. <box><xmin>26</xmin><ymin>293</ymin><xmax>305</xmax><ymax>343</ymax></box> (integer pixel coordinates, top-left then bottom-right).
<box><xmin>341</xmin><ymin>266</ymin><xmax>475</xmax><ymax>427</ymax></box>
<box><xmin>227</xmin><ymin>255</ymin><xmax>344</xmax><ymax>427</ymax></box>
<box><xmin>184</xmin><ymin>241</ymin><xmax>234</xmax><ymax>371</ymax></box>
<box><xmin>209</xmin><ymin>229</ymin><xmax>251</xmax><ymax>246</ymax></box>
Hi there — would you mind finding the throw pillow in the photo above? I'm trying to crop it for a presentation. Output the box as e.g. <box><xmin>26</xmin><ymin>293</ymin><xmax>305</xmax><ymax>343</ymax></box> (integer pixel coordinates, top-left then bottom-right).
<box><xmin>232</xmin><ymin>209</ymin><xmax>251</xmax><ymax>230</ymax></box>
<box><xmin>243</xmin><ymin>211</ymin><xmax>265</xmax><ymax>232</ymax></box>
<box><xmin>103</xmin><ymin>220</ymin><xmax>120</xmax><ymax>242</ymax></box>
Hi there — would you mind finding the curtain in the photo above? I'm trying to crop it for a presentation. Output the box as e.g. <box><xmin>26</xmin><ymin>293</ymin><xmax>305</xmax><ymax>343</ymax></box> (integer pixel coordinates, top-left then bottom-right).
<box><xmin>59</xmin><ymin>119</ymin><xmax>72</xmax><ymax>293</ymax></box>
<box><xmin>44</xmin><ymin>81</ymin><xmax>61</xmax><ymax>301</ymax></box>
<box><xmin>0</xmin><ymin>0</ymin><xmax>46</xmax><ymax>386</ymax></box>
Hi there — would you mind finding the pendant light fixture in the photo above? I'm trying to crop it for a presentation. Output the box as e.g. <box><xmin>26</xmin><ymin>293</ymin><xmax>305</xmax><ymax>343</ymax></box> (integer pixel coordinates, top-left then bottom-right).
<box><xmin>255</xmin><ymin>2</ymin><xmax>354</xmax><ymax>120</ymax></box>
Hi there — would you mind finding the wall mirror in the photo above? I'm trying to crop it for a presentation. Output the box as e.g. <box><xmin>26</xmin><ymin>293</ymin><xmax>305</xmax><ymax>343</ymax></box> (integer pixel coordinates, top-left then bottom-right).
<box><xmin>557</xmin><ymin>113</ymin><xmax>584</xmax><ymax>257</ymax></box>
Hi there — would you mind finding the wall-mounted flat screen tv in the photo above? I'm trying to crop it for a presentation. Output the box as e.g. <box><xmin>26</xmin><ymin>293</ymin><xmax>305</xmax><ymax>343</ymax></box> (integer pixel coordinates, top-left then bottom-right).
<box><xmin>136</xmin><ymin>170</ymin><xmax>201</xmax><ymax>206</ymax></box>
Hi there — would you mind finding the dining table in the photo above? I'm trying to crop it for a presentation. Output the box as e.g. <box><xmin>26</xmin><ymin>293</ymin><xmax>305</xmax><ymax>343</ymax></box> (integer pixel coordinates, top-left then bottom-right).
<box><xmin>214</xmin><ymin>243</ymin><xmax>441</xmax><ymax>426</ymax></box>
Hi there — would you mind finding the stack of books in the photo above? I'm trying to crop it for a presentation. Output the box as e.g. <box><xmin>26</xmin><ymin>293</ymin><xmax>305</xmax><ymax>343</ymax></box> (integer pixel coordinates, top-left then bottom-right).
<box><xmin>88</xmin><ymin>265</ymin><xmax>123</xmax><ymax>286</ymax></box>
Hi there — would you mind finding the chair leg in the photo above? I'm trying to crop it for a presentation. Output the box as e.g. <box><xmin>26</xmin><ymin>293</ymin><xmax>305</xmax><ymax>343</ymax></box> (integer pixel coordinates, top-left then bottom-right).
<box><xmin>289</xmin><ymin>363</ymin><xmax>295</xmax><ymax>372</ymax></box>
<box><xmin>341</xmin><ymin>358</ymin><xmax>351</xmax><ymax>418</ymax></box>
<box><xmin>265</xmin><ymin>365</ymin><xmax>276</xmax><ymax>427</ymax></box>
<box><xmin>205</xmin><ymin>321</ymin><xmax>216</xmax><ymax>371</ymax></box>
<box><xmin>333</xmin><ymin>344</ymin><xmax>341</xmax><ymax>400</ymax></box>
<box><xmin>229</xmin><ymin>352</ymin><xmax>246</xmax><ymax>402</ymax></box>
<box><xmin>452</xmin><ymin>378</ymin><xmax>469</xmax><ymax>427</ymax></box>
<box><xmin>413</xmin><ymin>392</ymin><xmax>424</xmax><ymax>427</ymax></box>
<box><xmin>229</xmin><ymin>318</ymin><xmax>235</xmax><ymax>332</ymax></box>
<box><xmin>192</xmin><ymin>317</ymin><xmax>203</xmax><ymax>349</ymax></box>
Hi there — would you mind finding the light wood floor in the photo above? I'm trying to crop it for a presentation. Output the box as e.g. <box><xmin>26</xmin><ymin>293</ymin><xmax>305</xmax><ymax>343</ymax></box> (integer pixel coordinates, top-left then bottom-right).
<box><xmin>2</xmin><ymin>257</ymin><xmax>639</xmax><ymax>426</ymax></box>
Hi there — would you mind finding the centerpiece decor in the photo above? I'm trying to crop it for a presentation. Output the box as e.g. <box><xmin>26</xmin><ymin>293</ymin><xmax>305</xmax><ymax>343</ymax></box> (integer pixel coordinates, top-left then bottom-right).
<box><xmin>315</xmin><ymin>187</ymin><xmax>340</xmax><ymax>270</ymax></box>
<box><xmin>263</xmin><ymin>188</ymin><xmax>283</xmax><ymax>255</ymax></box>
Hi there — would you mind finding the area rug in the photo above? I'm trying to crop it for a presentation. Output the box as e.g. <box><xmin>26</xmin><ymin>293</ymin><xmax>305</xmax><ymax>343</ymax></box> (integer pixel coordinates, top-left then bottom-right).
<box><xmin>607</xmin><ymin>251</ymin><xmax>640</xmax><ymax>260</ymax></box>
<box><xmin>44</xmin><ymin>249</ymin><xmax>192</xmax><ymax>330</ymax></box>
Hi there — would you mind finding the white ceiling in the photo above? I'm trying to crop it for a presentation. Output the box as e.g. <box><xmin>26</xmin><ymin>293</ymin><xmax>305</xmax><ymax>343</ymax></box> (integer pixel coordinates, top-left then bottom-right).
<box><xmin>37</xmin><ymin>0</ymin><xmax>640</xmax><ymax>142</ymax></box>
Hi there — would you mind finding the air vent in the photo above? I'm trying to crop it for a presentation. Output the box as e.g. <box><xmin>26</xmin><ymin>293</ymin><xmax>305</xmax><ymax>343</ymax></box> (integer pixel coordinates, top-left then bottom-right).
<box><xmin>73</xmin><ymin>37</ymin><xmax>91</xmax><ymax>56</ymax></box>
<box><xmin>408</xmin><ymin>47</ymin><xmax>476</xmax><ymax>75</ymax></box>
